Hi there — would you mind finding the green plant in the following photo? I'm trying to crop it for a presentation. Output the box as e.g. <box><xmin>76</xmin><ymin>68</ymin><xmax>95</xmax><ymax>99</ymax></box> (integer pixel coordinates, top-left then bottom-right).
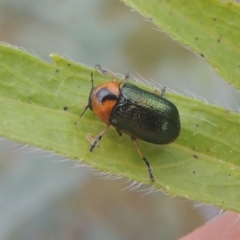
<box><xmin>0</xmin><ymin>0</ymin><xmax>240</xmax><ymax>211</ymax></box>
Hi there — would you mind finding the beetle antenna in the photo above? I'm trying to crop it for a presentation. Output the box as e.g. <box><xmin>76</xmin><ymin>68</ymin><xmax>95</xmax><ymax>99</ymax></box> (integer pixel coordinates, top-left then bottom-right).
<box><xmin>90</xmin><ymin>72</ymin><xmax>94</xmax><ymax>88</ymax></box>
<box><xmin>131</xmin><ymin>136</ymin><xmax>154</xmax><ymax>182</ymax></box>
<box><xmin>80</xmin><ymin>73</ymin><xmax>94</xmax><ymax>118</ymax></box>
<box><xmin>80</xmin><ymin>105</ymin><xmax>89</xmax><ymax>118</ymax></box>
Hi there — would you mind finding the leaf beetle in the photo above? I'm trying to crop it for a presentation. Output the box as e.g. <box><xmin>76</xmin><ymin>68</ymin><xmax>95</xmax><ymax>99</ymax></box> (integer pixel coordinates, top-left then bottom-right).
<box><xmin>80</xmin><ymin>65</ymin><xmax>181</xmax><ymax>182</ymax></box>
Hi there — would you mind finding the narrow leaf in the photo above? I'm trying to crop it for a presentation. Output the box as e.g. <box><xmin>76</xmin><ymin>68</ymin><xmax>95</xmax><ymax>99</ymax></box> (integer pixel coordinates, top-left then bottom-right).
<box><xmin>122</xmin><ymin>0</ymin><xmax>240</xmax><ymax>90</ymax></box>
<box><xmin>0</xmin><ymin>44</ymin><xmax>240</xmax><ymax>211</ymax></box>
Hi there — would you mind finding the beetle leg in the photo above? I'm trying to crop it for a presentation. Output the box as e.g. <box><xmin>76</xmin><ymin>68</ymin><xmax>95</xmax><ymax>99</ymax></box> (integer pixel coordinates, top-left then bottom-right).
<box><xmin>131</xmin><ymin>136</ymin><xmax>154</xmax><ymax>182</ymax></box>
<box><xmin>90</xmin><ymin>125</ymin><xmax>110</xmax><ymax>152</ymax></box>
<box><xmin>124</xmin><ymin>73</ymin><xmax>130</xmax><ymax>81</ymax></box>
<box><xmin>115</xmin><ymin>128</ymin><xmax>122</xmax><ymax>137</ymax></box>
<box><xmin>95</xmin><ymin>64</ymin><xmax>116</xmax><ymax>78</ymax></box>
<box><xmin>160</xmin><ymin>86</ymin><xmax>166</xmax><ymax>97</ymax></box>
<box><xmin>95</xmin><ymin>64</ymin><xmax>130</xmax><ymax>82</ymax></box>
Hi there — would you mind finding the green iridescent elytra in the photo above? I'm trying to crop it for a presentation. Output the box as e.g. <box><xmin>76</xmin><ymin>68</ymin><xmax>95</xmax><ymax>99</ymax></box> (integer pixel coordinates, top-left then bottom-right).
<box><xmin>109</xmin><ymin>83</ymin><xmax>180</xmax><ymax>144</ymax></box>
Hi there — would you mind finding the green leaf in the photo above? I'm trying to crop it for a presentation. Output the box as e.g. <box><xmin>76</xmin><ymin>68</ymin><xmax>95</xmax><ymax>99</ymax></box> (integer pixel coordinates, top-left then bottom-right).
<box><xmin>0</xmin><ymin>43</ymin><xmax>240</xmax><ymax>211</ymax></box>
<box><xmin>122</xmin><ymin>0</ymin><xmax>240</xmax><ymax>90</ymax></box>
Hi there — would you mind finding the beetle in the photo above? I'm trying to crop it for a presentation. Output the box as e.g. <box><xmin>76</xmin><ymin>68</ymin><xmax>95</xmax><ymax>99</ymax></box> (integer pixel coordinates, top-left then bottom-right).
<box><xmin>80</xmin><ymin>65</ymin><xmax>181</xmax><ymax>182</ymax></box>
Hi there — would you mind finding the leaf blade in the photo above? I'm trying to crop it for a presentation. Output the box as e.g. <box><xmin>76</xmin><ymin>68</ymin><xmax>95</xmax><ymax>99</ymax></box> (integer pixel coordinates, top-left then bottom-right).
<box><xmin>122</xmin><ymin>0</ymin><xmax>240</xmax><ymax>90</ymax></box>
<box><xmin>0</xmin><ymin>44</ymin><xmax>240</xmax><ymax>211</ymax></box>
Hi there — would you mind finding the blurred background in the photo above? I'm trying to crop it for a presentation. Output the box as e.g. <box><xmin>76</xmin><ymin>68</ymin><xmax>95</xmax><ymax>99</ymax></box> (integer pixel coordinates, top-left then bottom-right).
<box><xmin>0</xmin><ymin>0</ymin><xmax>239</xmax><ymax>239</ymax></box>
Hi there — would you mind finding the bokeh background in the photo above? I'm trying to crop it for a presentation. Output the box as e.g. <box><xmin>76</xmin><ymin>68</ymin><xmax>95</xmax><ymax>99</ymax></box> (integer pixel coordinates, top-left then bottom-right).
<box><xmin>0</xmin><ymin>0</ymin><xmax>239</xmax><ymax>239</ymax></box>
